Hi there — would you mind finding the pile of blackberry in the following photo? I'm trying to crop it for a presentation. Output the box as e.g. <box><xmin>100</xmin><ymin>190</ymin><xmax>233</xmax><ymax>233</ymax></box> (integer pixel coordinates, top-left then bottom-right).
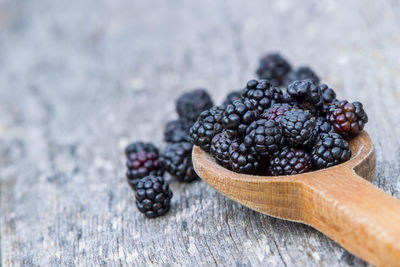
<box><xmin>191</xmin><ymin>53</ymin><xmax>368</xmax><ymax>175</ymax></box>
<box><xmin>123</xmin><ymin>52</ymin><xmax>369</xmax><ymax>219</ymax></box>
<box><xmin>124</xmin><ymin>89</ymin><xmax>213</xmax><ymax>218</ymax></box>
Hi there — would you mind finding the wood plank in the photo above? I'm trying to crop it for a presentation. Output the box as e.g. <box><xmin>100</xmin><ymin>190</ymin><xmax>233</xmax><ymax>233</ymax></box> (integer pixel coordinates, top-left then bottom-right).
<box><xmin>1</xmin><ymin>0</ymin><xmax>400</xmax><ymax>266</ymax></box>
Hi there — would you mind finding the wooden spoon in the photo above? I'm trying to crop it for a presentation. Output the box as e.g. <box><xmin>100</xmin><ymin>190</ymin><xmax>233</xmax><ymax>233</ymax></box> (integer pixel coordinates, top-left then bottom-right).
<box><xmin>192</xmin><ymin>131</ymin><xmax>400</xmax><ymax>267</ymax></box>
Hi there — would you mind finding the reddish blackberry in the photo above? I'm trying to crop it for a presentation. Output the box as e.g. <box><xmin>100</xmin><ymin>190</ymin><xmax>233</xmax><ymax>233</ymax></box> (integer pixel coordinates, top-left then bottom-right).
<box><xmin>222</xmin><ymin>90</ymin><xmax>242</xmax><ymax>105</ymax></box>
<box><xmin>261</xmin><ymin>103</ymin><xmax>293</xmax><ymax>125</ymax></box>
<box><xmin>125</xmin><ymin>142</ymin><xmax>163</xmax><ymax>190</ymax></box>
<box><xmin>241</xmin><ymin>79</ymin><xmax>283</xmax><ymax>113</ymax></box>
<box><xmin>244</xmin><ymin>119</ymin><xmax>285</xmax><ymax>156</ymax></box>
<box><xmin>228</xmin><ymin>141</ymin><xmax>260</xmax><ymax>174</ymax></box>
<box><xmin>162</xmin><ymin>142</ymin><xmax>198</xmax><ymax>183</ymax></box>
<box><xmin>284</xmin><ymin>79</ymin><xmax>323</xmax><ymax>113</ymax></box>
<box><xmin>311</xmin><ymin>132</ymin><xmax>351</xmax><ymax>169</ymax></box>
<box><xmin>269</xmin><ymin>147</ymin><xmax>312</xmax><ymax>175</ymax></box>
<box><xmin>210</xmin><ymin>130</ymin><xmax>237</xmax><ymax>168</ymax></box>
<box><xmin>280</xmin><ymin>109</ymin><xmax>316</xmax><ymax>146</ymax></box>
<box><xmin>164</xmin><ymin>119</ymin><xmax>191</xmax><ymax>143</ymax></box>
<box><xmin>190</xmin><ymin>105</ymin><xmax>225</xmax><ymax>152</ymax></box>
<box><xmin>223</xmin><ymin>98</ymin><xmax>260</xmax><ymax>135</ymax></box>
<box><xmin>256</xmin><ymin>53</ymin><xmax>292</xmax><ymax>86</ymax></box>
<box><xmin>176</xmin><ymin>89</ymin><xmax>214</xmax><ymax>123</ymax></box>
<box><xmin>136</xmin><ymin>175</ymin><xmax>173</xmax><ymax>218</ymax></box>
<box><xmin>326</xmin><ymin>100</ymin><xmax>368</xmax><ymax>139</ymax></box>
<box><xmin>284</xmin><ymin>66</ymin><xmax>320</xmax><ymax>86</ymax></box>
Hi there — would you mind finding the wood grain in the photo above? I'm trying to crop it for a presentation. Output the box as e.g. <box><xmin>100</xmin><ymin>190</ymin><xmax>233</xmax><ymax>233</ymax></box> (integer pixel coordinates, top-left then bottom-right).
<box><xmin>193</xmin><ymin>131</ymin><xmax>400</xmax><ymax>266</ymax></box>
<box><xmin>1</xmin><ymin>0</ymin><xmax>400</xmax><ymax>266</ymax></box>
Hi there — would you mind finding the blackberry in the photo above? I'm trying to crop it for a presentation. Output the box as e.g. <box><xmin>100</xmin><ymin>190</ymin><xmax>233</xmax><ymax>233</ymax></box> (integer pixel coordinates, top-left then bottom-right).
<box><xmin>136</xmin><ymin>175</ymin><xmax>173</xmax><ymax>218</ymax></box>
<box><xmin>303</xmin><ymin>117</ymin><xmax>335</xmax><ymax>150</ymax></box>
<box><xmin>162</xmin><ymin>142</ymin><xmax>198</xmax><ymax>183</ymax></box>
<box><xmin>190</xmin><ymin>105</ymin><xmax>225</xmax><ymax>152</ymax></box>
<box><xmin>326</xmin><ymin>100</ymin><xmax>368</xmax><ymax>139</ymax></box>
<box><xmin>256</xmin><ymin>53</ymin><xmax>292</xmax><ymax>86</ymax></box>
<box><xmin>244</xmin><ymin>119</ymin><xmax>285</xmax><ymax>156</ymax></box>
<box><xmin>280</xmin><ymin>109</ymin><xmax>316</xmax><ymax>146</ymax></box>
<box><xmin>223</xmin><ymin>99</ymin><xmax>260</xmax><ymax>135</ymax></box>
<box><xmin>222</xmin><ymin>90</ymin><xmax>242</xmax><ymax>105</ymax></box>
<box><xmin>311</xmin><ymin>132</ymin><xmax>351</xmax><ymax>169</ymax></box>
<box><xmin>176</xmin><ymin>89</ymin><xmax>214</xmax><ymax>123</ymax></box>
<box><xmin>261</xmin><ymin>103</ymin><xmax>293</xmax><ymax>125</ymax></box>
<box><xmin>125</xmin><ymin>142</ymin><xmax>163</xmax><ymax>190</ymax></box>
<box><xmin>284</xmin><ymin>66</ymin><xmax>320</xmax><ymax>86</ymax></box>
<box><xmin>125</xmin><ymin>142</ymin><xmax>158</xmax><ymax>156</ymax></box>
<box><xmin>284</xmin><ymin>79</ymin><xmax>323</xmax><ymax>113</ymax></box>
<box><xmin>320</xmin><ymin>84</ymin><xmax>337</xmax><ymax>103</ymax></box>
<box><xmin>210</xmin><ymin>130</ymin><xmax>237</xmax><ymax>168</ymax></box>
<box><xmin>164</xmin><ymin>119</ymin><xmax>191</xmax><ymax>143</ymax></box>
<box><xmin>228</xmin><ymin>140</ymin><xmax>260</xmax><ymax>174</ymax></box>
<box><xmin>269</xmin><ymin>147</ymin><xmax>312</xmax><ymax>175</ymax></box>
<box><xmin>241</xmin><ymin>79</ymin><xmax>283</xmax><ymax>113</ymax></box>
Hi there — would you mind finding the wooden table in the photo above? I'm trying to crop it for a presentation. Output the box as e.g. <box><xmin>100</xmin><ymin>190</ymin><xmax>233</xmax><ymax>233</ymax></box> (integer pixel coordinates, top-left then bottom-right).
<box><xmin>1</xmin><ymin>0</ymin><xmax>399</xmax><ymax>266</ymax></box>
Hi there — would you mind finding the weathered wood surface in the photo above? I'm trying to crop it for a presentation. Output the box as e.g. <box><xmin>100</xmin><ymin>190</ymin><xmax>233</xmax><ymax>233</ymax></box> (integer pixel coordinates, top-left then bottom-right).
<box><xmin>1</xmin><ymin>0</ymin><xmax>399</xmax><ymax>266</ymax></box>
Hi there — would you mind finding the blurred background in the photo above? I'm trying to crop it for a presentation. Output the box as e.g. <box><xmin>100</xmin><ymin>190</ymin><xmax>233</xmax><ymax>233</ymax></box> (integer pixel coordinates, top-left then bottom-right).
<box><xmin>1</xmin><ymin>0</ymin><xmax>400</xmax><ymax>266</ymax></box>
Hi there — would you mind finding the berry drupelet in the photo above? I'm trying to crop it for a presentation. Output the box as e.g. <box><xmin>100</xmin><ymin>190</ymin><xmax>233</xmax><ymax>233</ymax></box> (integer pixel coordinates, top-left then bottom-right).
<box><xmin>303</xmin><ymin>116</ymin><xmax>336</xmax><ymax>150</ymax></box>
<box><xmin>190</xmin><ymin>105</ymin><xmax>225</xmax><ymax>152</ymax></box>
<box><xmin>135</xmin><ymin>175</ymin><xmax>173</xmax><ymax>218</ymax></box>
<box><xmin>284</xmin><ymin>66</ymin><xmax>320</xmax><ymax>86</ymax></box>
<box><xmin>244</xmin><ymin>119</ymin><xmax>285</xmax><ymax>157</ymax></box>
<box><xmin>241</xmin><ymin>79</ymin><xmax>283</xmax><ymax>114</ymax></box>
<box><xmin>164</xmin><ymin>119</ymin><xmax>191</xmax><ymax>143</ymax></box>
<box><xmin>326</xmin><ymin>100</ymin><xmax>368</xmax><ymax>139</ymax></box>
<box><xmin>284</xmin><ymin>79</ymin><xmax>323</xmax><ymax>113</ymax></box>
<box><xmin>269</xmin><ymin>147</ymin><xmax>312</xmax><ymax>175</ymax></box>
<box><xmin>176</xmin><ymin>89</ymin><xmax>214</xmax><ymax>123</ymax></box>
<box><xmin>320</xmin><ymin>84</ymin><xmax>337</xmax><ymax>104</ymax></box>
<box><xmin>261</xmin><ymin>103</ymin><xmax>293</xmax><ymax>125</ymax></box>
<box><xmin>222</xmin><ymin>90</ymin><xmax>242</xmax><ymax>105</ymax></box>
<box><xmin>162</xmin><ymin>142</ymin><xmax>198</xmax><ymax>183</ymax></box>
<box><xmin>311</xmin><ymin>132</ymin><xmax>351</xmax><ymax>169</ymax></box>
<box><xmin>256</xmin><ymin>53</ymin><xmax>292</xmax><ymax>86</ymax></box>
<box><xmin>210</xmin><ymin>130</ymin><xmax>237</xmax><ymax>168</ymax></box>
<box><xmin>125</xmin><ymin>142</ymin><xmax>163</xmax><ymax>190</ymax></box>
<box><xmin>280</xmin><ymin>109</ymin><xmax>316</xmax><ymax>146</ymax></box>
<box><xmin>223</xmin><ymin>98</ymin><xmax>260</xmax><ymax>135</ymax></box>
<box><xmin>228</xmin><ymin>140</ymin><xmax>260</xmax><ymax>174</ymax></box>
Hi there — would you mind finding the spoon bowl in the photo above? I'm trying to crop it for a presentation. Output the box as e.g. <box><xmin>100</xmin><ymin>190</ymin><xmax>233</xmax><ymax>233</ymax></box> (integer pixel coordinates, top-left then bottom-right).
<box><xmin>192</xmin><ymin>131</ymin><xmax>400</xmax><ymax>266</ymax></box>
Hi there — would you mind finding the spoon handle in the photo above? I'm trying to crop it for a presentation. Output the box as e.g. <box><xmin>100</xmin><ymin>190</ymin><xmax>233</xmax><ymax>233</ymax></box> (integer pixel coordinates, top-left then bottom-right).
<box><xmin>302</xmin><ymin>171</ymin><xmax>400</xmax><ymax>266</ymax></box>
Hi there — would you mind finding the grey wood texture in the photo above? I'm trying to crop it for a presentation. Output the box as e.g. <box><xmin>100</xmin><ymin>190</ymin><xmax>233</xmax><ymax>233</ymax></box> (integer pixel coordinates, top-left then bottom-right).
<box><xmin>1</xmin><ymin>0</ymin><xmax>400</xmax><ymax>266</ymax></box>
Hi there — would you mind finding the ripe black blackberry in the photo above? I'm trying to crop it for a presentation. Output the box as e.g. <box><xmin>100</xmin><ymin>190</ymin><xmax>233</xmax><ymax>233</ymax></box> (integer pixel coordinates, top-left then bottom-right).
<box><xmin>223</xmin><ymin>98</ymin><xmax>260</xmax><ymax>135</ymax></box>
<box><xmin>320</xmin><ymin>84</ymin><xmax>337</xmax><ymax>103</ymax></box>
<box><xmin>311</xmin><ymin>132</ymin><xmax>351</xmax><ymax>169</ymax></box>
<box><xmin>176</xmin><ymin>89</ymin><xmax>214</xmax><ymax>123</ymax></box>
<box><xmin>125</xmin><ymin>142</ymin><xmax>163</xmax><ymax>190</ymax></box>
<box><xmin>284</xmin><ymin>79</ymin><xmax>323</xmax><ymax>113</ymax></box>
<box><xmin>303</xmin><ymin>117</ymin><xmax>335</xmax><ymax>150</ymax></box>
<box><xmin>284</xmin><ymin>66</ymin><xmax>320</xmax><ymax>86</ymax></box>
<box><xmin>261</xmin><ymin>103</ymin><xmax>293</xmax><ymax>125</ymax></box>
<box><xmin>326</xmin><ymin>100</ymin><xmax>368</xmax><ymax>139</ymax></box>
<box><xmin>190</xmin><ymin>105</ymin><xmax>225</xmax><ymax>152</ymax></box>
<box><xmin>280</xmin><ymin>109</ymin><xmax>316</xmax><ymax>146</ymax></box>
<box><xmin>269</xmin><ymin>147</ymin><xmax>312</xmax><ymax>175</ymax></box>
<box><xmin>135</xmin><ymin>175</ymin><xmax>173</xmax><ymax>218</ymax></box>
<box><xmin>164</xmin><ymin>119</ymin><xmax>191</xmax><ymax>143</ymax></box>
<box><xmin>228</xmin><ymin>140</ymin><xmax>260</xmax><ymax>174</ymax></box>
<box><xmin>162</xmin><ymin>142</ymin><xmax>198</xmax><ymax>183</ymax></box>
<box><xmin>244</xmin><ymin>119</ymin><xmax>285</xmax><ymax>157</ymax></box>
<box><xmin>241</xmin><ymin>79</ymin><xmax>283</xmax><ymax>113</ymax></box>
<box><xmin>256</xmin><ymin>53</ymin><xmax>292</xmax><ymax>86</ymax></box>
<box><xmin>222</xmin><ymin>90</ymin><xmax>242</xmax><ymax>105</ymax></box>
<box><xmin>210</xmin><ymin>130</ymin><xmax>237</xmax><ymax>168</ymax></box>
